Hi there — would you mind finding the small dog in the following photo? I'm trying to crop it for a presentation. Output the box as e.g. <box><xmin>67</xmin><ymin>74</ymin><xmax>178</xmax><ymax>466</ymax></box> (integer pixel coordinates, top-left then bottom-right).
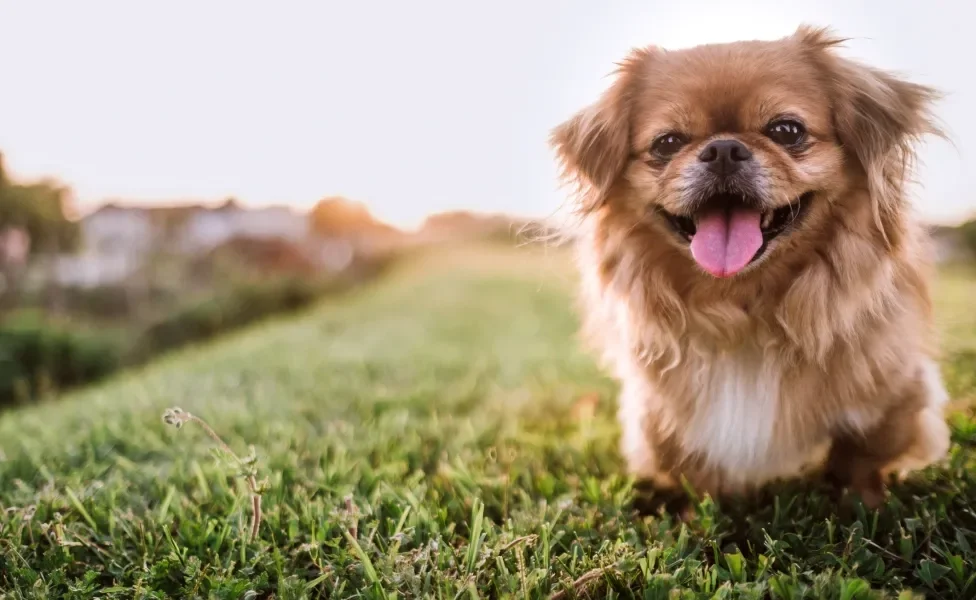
<box><xmin>550</xmin><ymin>26</ymin><xmax>950</xmax><ymax>509</ymax></box>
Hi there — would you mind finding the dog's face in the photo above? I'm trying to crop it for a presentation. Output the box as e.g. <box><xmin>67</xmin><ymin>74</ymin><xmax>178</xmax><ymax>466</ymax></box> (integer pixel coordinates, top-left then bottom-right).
<box><xmin>627</xmin><ymin>41</ymin><xmax>842</xmax><ymax>278</ymax></box>
<box><xmin>552</xmin><ymin>27</ymin><xmax>938</xmax><ymax>279</ymax></box>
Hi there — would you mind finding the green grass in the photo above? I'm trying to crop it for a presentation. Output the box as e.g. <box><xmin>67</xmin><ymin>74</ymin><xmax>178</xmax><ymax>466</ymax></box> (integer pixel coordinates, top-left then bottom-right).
<box><xmin>1</xmin><ymin>244</ymin><xmax>975</xmax><ymax>599</ymax></box>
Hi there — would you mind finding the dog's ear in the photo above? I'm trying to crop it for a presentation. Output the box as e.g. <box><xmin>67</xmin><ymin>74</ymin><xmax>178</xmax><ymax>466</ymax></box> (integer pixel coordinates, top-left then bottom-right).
<box><xmin>550</xmin><ymin>48</ymin><xmax>653</xmax><ymax>212</ymax></box>
<box><xmin>795</xmin><ymin>26</ymin><xmax>943</xmax><ymax>240</ymax></box>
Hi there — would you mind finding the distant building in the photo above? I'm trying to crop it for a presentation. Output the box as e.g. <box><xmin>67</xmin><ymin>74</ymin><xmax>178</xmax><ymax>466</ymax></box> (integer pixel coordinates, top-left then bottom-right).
<box><xmin>80</xmin><ymin>201</ymin><xmax>308</xmax><ymax>255</ymax></box>
<box><xmin>81</xmin><ymin>204</ymin><xmax>156</xmax><ymax>256</ymax></box>
<box><xmin>181</xmin><ymin>202</ymin><xmax>309</xmax><ymax>252</ymax></box>
<box><xmin>41</xmin><ymin>253</ymin><xmax>141</xmax><ymax>288</ymax></box>
<box><xmin>45</xmin><ymin>201</ymin><xmax>308</xmax><ymax>288</ymax></box>
<box><xmin>46</xmin><ymin>198</ymin><xmax>405</xmax><ymax>288</ymax></box>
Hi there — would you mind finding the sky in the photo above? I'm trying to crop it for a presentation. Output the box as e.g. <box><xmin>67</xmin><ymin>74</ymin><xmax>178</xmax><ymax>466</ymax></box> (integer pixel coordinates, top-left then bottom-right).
<box><xmin>0</xmin><ymin>1</ymin><xmax>972</xmax><ymax>229</ymax></box>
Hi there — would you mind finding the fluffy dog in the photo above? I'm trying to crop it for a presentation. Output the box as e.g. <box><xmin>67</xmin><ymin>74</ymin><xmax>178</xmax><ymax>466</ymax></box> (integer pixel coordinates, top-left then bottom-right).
<box><xmin>550</xmin><ymin>26</ymin><xmax>950</xmax><ymax>508</ymax></box>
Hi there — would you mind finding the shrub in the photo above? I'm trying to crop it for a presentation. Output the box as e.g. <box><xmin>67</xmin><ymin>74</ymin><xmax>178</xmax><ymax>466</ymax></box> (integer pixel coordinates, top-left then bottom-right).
<box><xmin>0</xmin><ymin>312</ymin><xmax>125</xmax><ymax>406</ymax></box>
<box><xmin>959</xmin><ymin>219</ymin><xmax>976</xmax><ymax>258</ymax></box>
<box><xmin>137</xmin><ymin>277</ymin><xmax>327</xmax><ymax>356</ymax></box>
<box><xmin>60</xmin><ymin>284</ymin><xmax>179</xmax><ymax>319</ymax></box>
<box><xmin>1</xmin><ymin>252</ymin><xmax>397</xmax><ymax>407</ymax></box>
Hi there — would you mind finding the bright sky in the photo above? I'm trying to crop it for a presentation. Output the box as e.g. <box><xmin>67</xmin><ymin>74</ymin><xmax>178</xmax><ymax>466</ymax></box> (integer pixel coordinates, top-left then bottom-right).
<box><xmin>0</xmin><ymin>1</ymin><xmax>972</xmax><ymax>228</ymax></box>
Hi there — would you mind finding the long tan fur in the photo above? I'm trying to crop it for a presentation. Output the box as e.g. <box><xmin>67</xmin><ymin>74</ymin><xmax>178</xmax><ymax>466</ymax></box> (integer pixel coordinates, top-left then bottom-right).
<box><xmin>550</xmin><ymin>26</ymin><xmax>950</xmax><ymax>506</ymax></box>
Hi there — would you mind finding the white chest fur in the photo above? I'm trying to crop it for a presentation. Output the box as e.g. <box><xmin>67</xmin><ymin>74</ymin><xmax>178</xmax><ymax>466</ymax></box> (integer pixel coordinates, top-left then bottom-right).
<box><xmin>679</xmin><ymin>349</ymin><xmax>813</xmax><ymax>485</ymax></box>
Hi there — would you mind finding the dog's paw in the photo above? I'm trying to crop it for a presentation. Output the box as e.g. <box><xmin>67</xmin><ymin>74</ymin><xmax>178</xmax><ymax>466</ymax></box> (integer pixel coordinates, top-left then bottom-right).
<box><xmin>824</xmin><ymin>464</ymin><xmax>886</xmax><ymax>511</ymax></box>
<box><xmin>632</xmin><ymin>480</ymin><xmax>694</xmax><ymax>519</ymax></box>
<box><xmin>850</xmin><ymin>470</ymin><xmax>886</xmax><ymax>510</ymax></box>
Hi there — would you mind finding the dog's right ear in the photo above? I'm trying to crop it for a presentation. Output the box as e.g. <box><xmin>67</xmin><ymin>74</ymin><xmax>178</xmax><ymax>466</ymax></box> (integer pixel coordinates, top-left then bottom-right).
<box><xmin>549</xmin><ymin>48</ymin><xmax>652</xmax><ymax>212</ymax></box>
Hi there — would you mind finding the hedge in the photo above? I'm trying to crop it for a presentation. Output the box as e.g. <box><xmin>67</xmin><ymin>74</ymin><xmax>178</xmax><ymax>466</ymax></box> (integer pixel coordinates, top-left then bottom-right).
<box><xmin>1</xmin><ymin>275</ymin><xmax>356</xmax><ymax>407</ymax></box>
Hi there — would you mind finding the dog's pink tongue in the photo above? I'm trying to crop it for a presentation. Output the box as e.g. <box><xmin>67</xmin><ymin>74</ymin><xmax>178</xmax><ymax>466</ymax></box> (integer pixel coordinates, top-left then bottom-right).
<box><xmin>690</xmin><ymin>207</ymin><xmax>763</xmax><ymax>278</ymax></box>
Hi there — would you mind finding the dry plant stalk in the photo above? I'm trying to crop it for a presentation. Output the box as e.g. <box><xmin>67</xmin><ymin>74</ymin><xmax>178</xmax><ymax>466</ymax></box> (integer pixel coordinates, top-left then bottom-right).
<box><xmin>162</xmin><ymin>407</ymin><xmax>266</xmax><ymax>542</ymax></box>
<box><xmin>550</xmin><ymin>566</ymin><xmax>619</xmax><ymax>600</ymax></box>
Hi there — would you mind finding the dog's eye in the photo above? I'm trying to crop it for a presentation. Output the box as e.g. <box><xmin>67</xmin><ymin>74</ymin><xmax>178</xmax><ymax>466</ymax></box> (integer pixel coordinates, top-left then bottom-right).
<box><xmin>650</xmin><ymin>133</ymin><xmax>687</xmax><ymax>158</ymax></box>
<box><xmin>765</xmin><ymin>120</ymin><xmax>806</xmax><ymax>146</ymax></box>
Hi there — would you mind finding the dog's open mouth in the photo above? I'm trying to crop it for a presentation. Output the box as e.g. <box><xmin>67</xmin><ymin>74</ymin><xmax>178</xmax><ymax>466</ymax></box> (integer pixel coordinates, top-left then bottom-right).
<box><xmin>657</xmin><ymin>191</ymin><xmax>814</xmax><ymax>278</ymax></box>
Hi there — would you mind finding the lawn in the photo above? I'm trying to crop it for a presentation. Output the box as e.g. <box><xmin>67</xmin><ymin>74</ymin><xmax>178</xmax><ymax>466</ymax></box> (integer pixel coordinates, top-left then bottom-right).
<box><xmin>1</xmin><ymin>243</ymin><xmax>975</xmax><ymax>599</ymax></box>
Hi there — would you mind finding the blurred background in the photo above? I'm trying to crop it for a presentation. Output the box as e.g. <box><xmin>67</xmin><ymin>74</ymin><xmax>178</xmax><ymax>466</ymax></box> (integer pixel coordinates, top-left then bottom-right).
<box><xmin>1</xmin><ymin>0</ymin><xmax>974</xmax><ymax>407</ymax></box>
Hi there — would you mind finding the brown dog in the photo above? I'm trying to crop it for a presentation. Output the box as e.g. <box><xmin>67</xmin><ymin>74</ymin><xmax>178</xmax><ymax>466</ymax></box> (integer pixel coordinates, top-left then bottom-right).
<box><xmin>550</xmin><ymin>26</ymin><xmax>950</xmax><ymax>508</ymax></box>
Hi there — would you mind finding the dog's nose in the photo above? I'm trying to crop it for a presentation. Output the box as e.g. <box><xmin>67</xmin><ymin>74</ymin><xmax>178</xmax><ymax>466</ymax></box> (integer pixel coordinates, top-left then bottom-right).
<box><xmin>698</xmin><ymin>139</ymin><xmax>753</xmax><ymax>174</ymax></box>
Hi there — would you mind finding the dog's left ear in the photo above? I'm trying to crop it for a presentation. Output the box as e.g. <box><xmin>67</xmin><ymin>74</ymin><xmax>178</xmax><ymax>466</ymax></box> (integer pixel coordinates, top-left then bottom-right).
<box><xmin>795</xmin><ymin>26</ymin><xmax>943</xmax><ymax>237</ymax></box>
<box><xmin>550</xmin><ymin>48</ymin><xmax>654</xmax><ymax>212</ymax></box>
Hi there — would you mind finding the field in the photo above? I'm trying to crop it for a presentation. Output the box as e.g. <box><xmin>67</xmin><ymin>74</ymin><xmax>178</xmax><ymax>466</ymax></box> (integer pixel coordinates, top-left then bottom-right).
<box><xmin>1</xmin><ymin>243</ymin><xmax>975</xmax><ymax>599</ymax></box>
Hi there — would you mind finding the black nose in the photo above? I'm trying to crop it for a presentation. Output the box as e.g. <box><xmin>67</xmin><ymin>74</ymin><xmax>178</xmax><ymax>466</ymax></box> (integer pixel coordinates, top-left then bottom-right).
<box><xmin>698</xmin><ymin>139</ymin><xmax>753</xmax><ymax>174</ymax></box>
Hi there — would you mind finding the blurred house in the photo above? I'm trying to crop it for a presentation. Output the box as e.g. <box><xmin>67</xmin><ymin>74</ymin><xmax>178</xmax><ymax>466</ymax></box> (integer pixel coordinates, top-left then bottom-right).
<box><xmin>82</xmin><ymin>203</ymin><xmax>156</xmax><ymax>255</ymax></box>
<box><xmin>40</xmin><ymin>253</ymin><xmax>139</xmax><ymax>288</ymax></box>
<box><xmin>51</xmin><ymin>201</ymin><xmax>310</xmax><ymax>287</ymax></box>
<box><xmin>83</xmin><ymin>200</ymin><xmax>308</xmax><ymax>255</ymax></box>
<box><xmin>39</xmin><ymin>197</ymin><xmax>406</xmax><ymax>288</ymax></box>
<box><xmin>180</xmin><ymin>200</ymin><xmax>309</xmax><ymax>252</ymax></box>
<box><xmin>52</xmin><ymin>204</ymin><xmax>183</xmax><ymax>288</ymax></box>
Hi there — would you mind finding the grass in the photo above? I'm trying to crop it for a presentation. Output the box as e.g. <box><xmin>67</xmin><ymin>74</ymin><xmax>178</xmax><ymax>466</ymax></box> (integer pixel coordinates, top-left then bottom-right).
<box><xmin>1</xmin><ymin>243</ymin><xmax>975</xmax><ymax>599</ymax></box>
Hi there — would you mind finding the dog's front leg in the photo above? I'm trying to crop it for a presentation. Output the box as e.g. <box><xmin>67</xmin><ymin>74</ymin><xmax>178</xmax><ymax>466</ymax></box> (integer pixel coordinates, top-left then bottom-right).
<box><xmin>826</xmin><ymin>368</ymin><xmax>950</xmax><ymax>509</ymax></box>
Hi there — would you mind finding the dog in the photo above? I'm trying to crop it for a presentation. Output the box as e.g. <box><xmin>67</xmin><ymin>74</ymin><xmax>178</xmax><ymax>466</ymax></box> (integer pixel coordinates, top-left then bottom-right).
<box><xmin>549</xmin><ymin>26</ymin><xmax>951</xmax><ymax>510</ymax></box>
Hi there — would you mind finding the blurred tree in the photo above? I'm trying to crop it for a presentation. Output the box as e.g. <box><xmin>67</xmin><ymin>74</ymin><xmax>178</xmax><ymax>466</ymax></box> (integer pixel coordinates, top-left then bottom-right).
<box><xmin>0</xmin><ymin>152</ymin><xmax>80</xmax><ymax>311</ymax></box>
<box><xmin>309</xmin><ymin>196</ymin><xmax>391</xmax><ymax>237</ymax></box>
<box><xmin>0</xmin><ymin>153</ymin><xmax>80</xmax><ymax>255</ymax></box>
